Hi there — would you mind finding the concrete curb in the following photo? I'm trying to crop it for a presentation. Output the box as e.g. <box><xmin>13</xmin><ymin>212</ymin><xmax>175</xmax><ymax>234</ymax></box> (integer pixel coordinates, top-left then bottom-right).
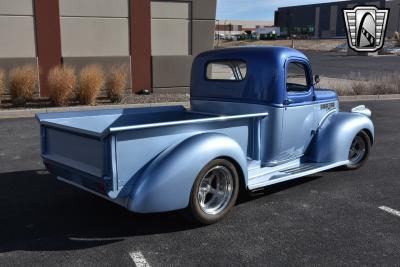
<box><xmin>0</xmin><ymin>102</ymin><xmax>189</xmax><ymax>120</ymax></box>
<box><xmin>339</xmin><ymin>94</ymin><xmax>400</xmax><ymax>101</ymax></box>
<box><xmin>1</xmin><ymin>95</ymin><xmax>400</xmax><ymax>119</ymax></box>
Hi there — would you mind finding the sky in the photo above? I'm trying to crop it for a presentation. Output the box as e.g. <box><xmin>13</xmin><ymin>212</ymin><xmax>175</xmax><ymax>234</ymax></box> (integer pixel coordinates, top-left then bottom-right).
<box><xmin>216</xmin><ymin>0</ymin><xmax>345</xmax><ymax>21</ymax></box>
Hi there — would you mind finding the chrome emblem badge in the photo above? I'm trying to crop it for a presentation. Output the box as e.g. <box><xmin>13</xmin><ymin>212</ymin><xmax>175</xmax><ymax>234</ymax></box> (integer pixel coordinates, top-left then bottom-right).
<box><xmin>343</xmin><ymin>6</ymin><xmax>389</xmax><ymax>52</ymax></box>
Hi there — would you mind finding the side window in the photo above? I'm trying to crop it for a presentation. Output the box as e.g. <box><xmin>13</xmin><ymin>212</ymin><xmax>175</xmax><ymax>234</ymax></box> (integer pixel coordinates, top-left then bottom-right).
<box><xmin>206</xmin><ymin>60</ymin><xmax>247</xmax><ymax>81</ymax></box>
<box><xmin>286</xmin><ymin>62</ymin><xmax>309</xmax><ymax>93</ymax></box>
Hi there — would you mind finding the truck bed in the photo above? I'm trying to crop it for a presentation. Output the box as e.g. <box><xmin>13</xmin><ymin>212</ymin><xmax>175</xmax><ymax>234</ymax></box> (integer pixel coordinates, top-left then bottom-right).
<box><xmin>37</xmin><ymin>105</ymin><xmax>268</xmax><ymax>199</ymax></box>
<box><xmin>37</xmin><ymin>106</ymin><xmax>212</xmax><ymax>138</ymax></box>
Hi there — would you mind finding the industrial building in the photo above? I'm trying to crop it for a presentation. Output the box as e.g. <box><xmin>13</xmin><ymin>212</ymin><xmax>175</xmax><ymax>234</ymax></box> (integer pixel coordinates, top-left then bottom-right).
<box><xmin>0</xmin><ymin>0</ymin><xmax>217</xmax><ymax>97</ymax></box>
<box><xmin>215</xmin><ymin>20</ymin><xmax>274</xmax><ymax>35</ymax></box>
<box><xmin>275</xmin><ymin>0</ymin><xmax>400</xmax><ymax>38</ymax></box>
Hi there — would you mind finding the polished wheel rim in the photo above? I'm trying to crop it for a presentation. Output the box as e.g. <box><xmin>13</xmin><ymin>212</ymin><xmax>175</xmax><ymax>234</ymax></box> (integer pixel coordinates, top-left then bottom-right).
<box><xmin>349</xmin><ymin>135</ymin><xmax>366</xmax><ymax>164</ymax></box>
<box><xmin>197</xmin><ymin>165</ymin><xmax>233</xmax><ymax>215</ymax></box>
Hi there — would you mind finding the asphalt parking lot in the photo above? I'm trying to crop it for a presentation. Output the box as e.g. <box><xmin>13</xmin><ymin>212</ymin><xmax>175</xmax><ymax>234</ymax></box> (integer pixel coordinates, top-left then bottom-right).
<box><xmin>304</xmin><ymin>51</ymin><xmax>400</xmax><ymax>79</ymax></box>
<box><xmin>0</xmin><ymin>100</ymin><xmax>399</xmax><ymax>266</ymax></box>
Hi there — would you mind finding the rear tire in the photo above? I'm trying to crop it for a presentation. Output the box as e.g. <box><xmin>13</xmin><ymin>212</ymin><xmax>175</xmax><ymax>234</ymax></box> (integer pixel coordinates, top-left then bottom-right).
<box><xmin>345</xmin><ymin>130</ymin><xmax>371</xmax><ymax>170</ymax></box>
<box><xmin>186</xmin><ymin>159</ymin><xmax>239</xmax><ymax>225</ymax></box>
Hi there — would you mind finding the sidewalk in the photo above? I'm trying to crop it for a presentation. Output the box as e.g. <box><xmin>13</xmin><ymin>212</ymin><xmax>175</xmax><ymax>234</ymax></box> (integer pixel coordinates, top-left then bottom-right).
<box><xmin>0</xmin><ymin>102</ymin><xmax>189</xmax><ymax>119</ymax></box>
<box><xmin>1</xmin><ymin>95</ymin><xmax>400</xmax><ymax>119</ymax></box>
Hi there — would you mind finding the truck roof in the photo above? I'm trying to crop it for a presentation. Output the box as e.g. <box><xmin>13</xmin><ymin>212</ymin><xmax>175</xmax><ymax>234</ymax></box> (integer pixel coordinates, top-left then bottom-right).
<box><xmin>198</xmin><ymin>46</ymin><xmax>307</xmax><ymax>60</ymax></box>
<box><xmin>191</xmin><ymin>46</ymin><xmax>311</xmax><ymax>106</ymax></box>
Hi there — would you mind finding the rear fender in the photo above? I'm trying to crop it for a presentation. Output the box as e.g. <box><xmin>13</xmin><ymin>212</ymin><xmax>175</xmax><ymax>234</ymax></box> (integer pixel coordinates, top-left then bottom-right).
<box><xmin>306</xmin><ymin>112</ymin><xmax>374</xmax><ymax>163</ymax></box>
<box><xmin>128</xmin><ymin>133</ymin><xmax>247</xmax><ymax>213</ymax></box>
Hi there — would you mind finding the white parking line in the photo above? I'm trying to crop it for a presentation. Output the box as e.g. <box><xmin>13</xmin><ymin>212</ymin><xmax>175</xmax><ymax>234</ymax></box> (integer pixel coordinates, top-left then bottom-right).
<box><xmin>379</xmin><ymin>206</ymin><xmax>400</xmax><ymax>217</ymax></box>
<box><xmin>129</xmin><ymin>251</ymin><xmax>151</xmax><ymax>267</ymax></box>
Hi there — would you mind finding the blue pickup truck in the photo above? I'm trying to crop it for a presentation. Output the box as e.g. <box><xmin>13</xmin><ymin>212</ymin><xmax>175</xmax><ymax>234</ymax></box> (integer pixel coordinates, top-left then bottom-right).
<box><xmin>37</xmin><ymin>47</ymin><xmax>374</xmax><ymax>224</ymax></box>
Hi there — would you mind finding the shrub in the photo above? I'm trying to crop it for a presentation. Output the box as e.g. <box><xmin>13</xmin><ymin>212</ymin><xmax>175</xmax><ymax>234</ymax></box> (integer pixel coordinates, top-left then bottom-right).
<box><xmin>78</xmin><ymin>65</ymin><xmax>105</xmax><ymax>105</ymax></box>
<box><xmin>0</xmin><ymin>69</ymin><xmax>5</xmax><ymax>103</ymax></box>
<box><xmin>394</xmin><ymin>31</ymin><xmax>400</xmax><ymax>42</ymax></box>
<box><xmin>9</xmin><ymin>64</ymin><xmax>38</xmax><ymax>106</ymax></box>
<box><xmin>107</xmin><ymin>64</ymin><xmax>128</xmax><ymax>103</ymax></box>
<box><xmin>48</xmin><ymin>65</ymin><xmax>77</xmax><ymax>106</ymax></box>
<box><xmin>351</xmin><ymin>81</ymin><xmax>366</xmax><ymax>95</ymax></box>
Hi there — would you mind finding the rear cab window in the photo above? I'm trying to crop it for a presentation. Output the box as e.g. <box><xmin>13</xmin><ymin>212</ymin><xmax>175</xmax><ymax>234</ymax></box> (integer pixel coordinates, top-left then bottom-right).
<box><xmin>206</xmin><ymin>60</ymin><xmax>247</xmax><ymax>81</ymax></box>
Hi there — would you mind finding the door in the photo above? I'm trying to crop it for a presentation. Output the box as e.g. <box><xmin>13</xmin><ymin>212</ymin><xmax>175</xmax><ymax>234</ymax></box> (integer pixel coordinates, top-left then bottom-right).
<box><xmin>279</xmin><ymin>59</ymin><xmax>315</xmax><ymax>161</ymax></box>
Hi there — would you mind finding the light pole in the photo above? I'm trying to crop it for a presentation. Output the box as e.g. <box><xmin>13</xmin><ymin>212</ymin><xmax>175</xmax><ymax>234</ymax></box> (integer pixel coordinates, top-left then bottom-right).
<box><xmin>216</xmin><ymin>19</ymin><xmax>220</xmax><ymax>48</ymax></box>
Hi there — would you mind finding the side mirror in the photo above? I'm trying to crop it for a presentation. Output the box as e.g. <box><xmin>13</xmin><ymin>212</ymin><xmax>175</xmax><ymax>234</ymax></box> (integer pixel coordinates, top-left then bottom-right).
<box><xmin>314</xmin><ymin>74</ymin><xmax>320</xmax><ymax>85</ymax></box>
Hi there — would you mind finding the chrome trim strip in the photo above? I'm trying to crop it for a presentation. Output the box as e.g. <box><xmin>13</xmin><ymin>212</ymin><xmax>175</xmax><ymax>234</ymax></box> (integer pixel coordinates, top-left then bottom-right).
<box><xmin>109</xmin><ymin>112</ymin><xmax>269</xmax><ymax>133</ymax></box>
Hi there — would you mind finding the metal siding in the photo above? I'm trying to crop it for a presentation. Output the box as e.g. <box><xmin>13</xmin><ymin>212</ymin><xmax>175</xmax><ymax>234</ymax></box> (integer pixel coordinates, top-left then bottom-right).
<box><xmin>0</xmin><ymin>16</ymin><xmax>36</xmax><ymax>58</ymax></box>
<box><xmin>151</xmin><ymin>19</ymin><xmax>191</xmax><ymax>56</ymax></box>
<box><xmin>152</xmin><ymin>56</ymin><xmax>193</xmax><ymax>87</ymax></box>
<box><xmin>0</xmin><ymin>0</ymin><xmax>33</xmax><ymax>15</ymax></box>
<box><xmin>60</xmin><ymin>17</ymin><xmax>130</xmax><ymax>57</ymax></box>
<box><xmin>315</xmin><ymin>7</ymin><xmax>320</xmax><ymax>37</ymax></box>
<box><xmin>59</xmin><ymin>0</ymin><xmax>129</xmax><ymax>17</ymax></box>
<box><xmin>192</xmin><ymin>20</ymin><xmax>215</xmax><ymax>56</ymax></box>
<box><xmin>192</xmin><ymin>0</ymin><xmax>216</xmax><ymax>20</ymax></box>
<box><xmin>151</xmin><ymin>0</ymin><xmax>216</xmax><ymax>90</ymax></box>
<box><xmin>329</xmin><ymin>5</ymin><xmax>338</xmax><ymax>34</ymax></box>
<box><xmin>151</xmin><ymin>1</ymin><xmax>190</xmax><ymax>19</ymax></box>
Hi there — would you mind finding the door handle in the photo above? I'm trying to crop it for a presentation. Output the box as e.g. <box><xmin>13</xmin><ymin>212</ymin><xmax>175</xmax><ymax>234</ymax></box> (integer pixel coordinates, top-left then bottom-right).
<box><xmin>284</xmin><ymin>99</ymin><xmax>294</xmax><ymax>105</ymax></box>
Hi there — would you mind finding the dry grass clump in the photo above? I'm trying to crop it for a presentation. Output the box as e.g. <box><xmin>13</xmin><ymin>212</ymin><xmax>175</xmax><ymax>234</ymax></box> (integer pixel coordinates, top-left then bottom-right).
<box><xmin>351</xmin><ymin>81</ymin><xmax>366</xmax><ymax>95</ymax></box>
<box><xmin>394</xmin><ymin>32</ymin><xmax>400</xmax><ymax>43</ymax></box>
<box><xmin>316</xmin><ymin>73</ymin><xmax>400</xmax><ymax>96</ymax></box>
<box><xmin>107</xmin><ymin>64</ymin><xmax>128</xmax><ymax>103</ymax></box>
<box><xmin>78</xmin><ymin>65</ymin><xmax>105</xmax><ymax>105</ymax></box>
<box><xmin>0</xmin><ymin>69</ymin><xmax>5</xmax><ymax>103</ymax></box>
<box><xmin>9</xmin><ymin>64</ymin><xmax>38</xmax><ymax>106</ymax></box>
<box><xmin>316</xmin><ymin>76</ymin><xmax>355</xmax><ymax>96</ymax></box>
<box><xmin>48</xmin><ymin>65</ymin><xmax>77</xmax><ymax>106</ymax></box>
<box><xmin>365</xmin><ymin>73</ymin><xmax>400</xmax><ymax>95</ymax></box>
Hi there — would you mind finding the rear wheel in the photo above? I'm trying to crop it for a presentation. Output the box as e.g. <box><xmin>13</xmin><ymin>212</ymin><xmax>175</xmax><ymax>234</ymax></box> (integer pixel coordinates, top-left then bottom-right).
<box><xmin>345</xmin><ymin>130</ymin><xmax>371</xmax><ymax>170</ymax></box>
<box><xmin>186</xmin><ymin>159</ymin><xmax>239</xmax><ymax>225</ymax></box>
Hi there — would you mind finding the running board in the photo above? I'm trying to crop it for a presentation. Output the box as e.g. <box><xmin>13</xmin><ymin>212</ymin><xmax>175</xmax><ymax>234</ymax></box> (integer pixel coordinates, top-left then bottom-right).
<box><xmin>247</xmin><ymin>161</ymin><xmax>349</xmax><ymax>190</ymax></box>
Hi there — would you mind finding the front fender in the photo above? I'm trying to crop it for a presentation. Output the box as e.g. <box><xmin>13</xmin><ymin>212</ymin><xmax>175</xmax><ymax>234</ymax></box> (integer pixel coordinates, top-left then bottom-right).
<box><xmin>128</xmin><ymin>133</ymin><xmax>247</xmax><ymax>213</ymax></box>
<box><xmin>306</xmin><ymin>112</ymin><xmax>374</xmax><ymax>163</ymax></box>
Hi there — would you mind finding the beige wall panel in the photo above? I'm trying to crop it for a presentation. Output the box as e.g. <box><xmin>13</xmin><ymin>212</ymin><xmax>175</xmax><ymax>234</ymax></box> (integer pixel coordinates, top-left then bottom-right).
<box><xmin>151</xmin><ymin>19</ymin><xmax>191</xmax><ymax>56</ymax></box>
<box><xmin>193</xmin><ymin>0</ymin><xmax>216</xmax><ymax>20</ymax></box>
<box><xmin>0</xmin><ymin>16</ymin><xmax>36</xmax><ymax>58</ymax></box>
<box><xmin>151</xmin><ymin>1</ymin><xmax>190</xmax><ymax>19</ymax></box>
<box><xmin>0</xmin><ymin>0</ymin><xmax>33</xmax><ymax>16</ymax></box>
<box><xmin>152</xmin><ymin>56</ymin><xmax>193</xmax><ymax>87</ymax></box>
<box><xmin>192</xmin><ymin>20</ymin><xmax>215</xmax><ymax>55</ymax></box>
<box><xmin>59</xmin><ymin>0</ymin><xmax>129</xmax><ymax>18</ymax></box>
<box><xmin>60</xmin><ymin>17</ymin><xmax>129</xmax><ymax>57</ymax></box>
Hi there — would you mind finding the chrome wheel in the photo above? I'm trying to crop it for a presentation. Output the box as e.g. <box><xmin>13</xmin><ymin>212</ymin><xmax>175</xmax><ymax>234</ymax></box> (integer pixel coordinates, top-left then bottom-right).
<box><xmin>197</xmin><ymin>165</ymin><xmax>233</xmax><ymax>215</ymax></box>
<box><xmin>349</xmin><ymin>135</ymin><xmax>366</xmax><ymax>164</ymax></box>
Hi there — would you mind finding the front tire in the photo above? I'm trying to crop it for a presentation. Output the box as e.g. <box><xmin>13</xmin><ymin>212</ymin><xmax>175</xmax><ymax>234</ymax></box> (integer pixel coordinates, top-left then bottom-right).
<box><xmin>345</xmin><ymin>130</ymin><xmax>371</xmax><ymax>170</ymax></box>
<box><xmin>186</xmin><ymin>159</ymin><xmax>239</xmax><ymax>225</ymax></box>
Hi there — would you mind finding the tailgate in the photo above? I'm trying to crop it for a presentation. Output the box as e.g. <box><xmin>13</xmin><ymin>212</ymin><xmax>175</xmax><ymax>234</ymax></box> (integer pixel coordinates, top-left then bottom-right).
<box><xmin>42</xmin><ymin>126</ymin><xmax>106</xmax><ymax>178</ymax></box>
